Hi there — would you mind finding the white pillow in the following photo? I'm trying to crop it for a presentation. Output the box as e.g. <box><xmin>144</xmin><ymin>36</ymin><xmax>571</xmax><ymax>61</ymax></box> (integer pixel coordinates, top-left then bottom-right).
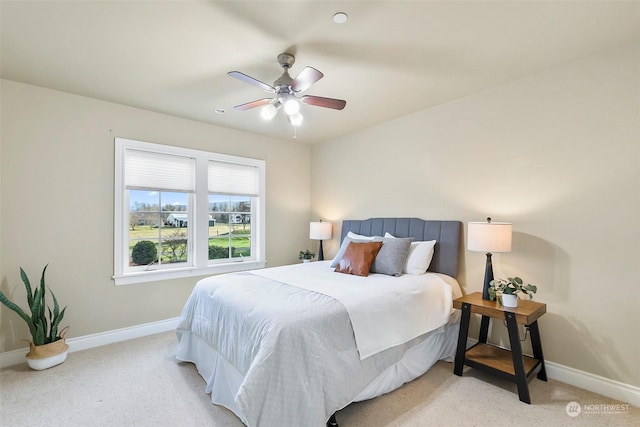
<box><xmin>347</xmin><ymin>231</ymin><xmax>375</xmax><ymax>241</ymax></box>
<box><xmin>404</xmin><ymin>240</ymin><xmax>436</xmax><ymax>274</ymax></box>
<box><xmin>384</xmin><ymin>232</ymin><xmax>436</xmax><ymax>275</ymax></box>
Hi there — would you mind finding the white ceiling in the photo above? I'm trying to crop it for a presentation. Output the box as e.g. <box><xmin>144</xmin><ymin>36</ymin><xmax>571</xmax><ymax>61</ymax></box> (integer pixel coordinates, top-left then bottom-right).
<box><xmin>2</xmin><ymin>1</ymin><xmax>639</xmax><ymax>144</ymax></box>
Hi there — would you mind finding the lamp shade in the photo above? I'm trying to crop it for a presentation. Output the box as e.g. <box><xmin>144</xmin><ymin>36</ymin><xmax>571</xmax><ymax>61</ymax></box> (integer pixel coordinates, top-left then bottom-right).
<box><xmin>310</xmin><ymin>221</ymin><xmax>332</xmax><ymax>240</ymax></box>
<box><xmin>467</xmin><ymin>220</ymin><xmax>512</xmax><ymax>253</ymax></box>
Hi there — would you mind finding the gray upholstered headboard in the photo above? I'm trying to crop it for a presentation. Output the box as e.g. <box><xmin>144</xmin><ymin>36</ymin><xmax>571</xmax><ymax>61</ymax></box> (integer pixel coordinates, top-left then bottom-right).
<box><xmin>340</xmin><ymin>218</ymin><xmax>462</xmax><ymax>278</ymax></box>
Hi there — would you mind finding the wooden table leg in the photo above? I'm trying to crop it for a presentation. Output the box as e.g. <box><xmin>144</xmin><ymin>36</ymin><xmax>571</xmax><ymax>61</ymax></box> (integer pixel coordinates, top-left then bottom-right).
<box><xmin>454</xmin><ymin>302</ymin><xmax>471</xmax><ymax>376</ymax></box>
<box><xmin>505</xmin><ymin>311</ymin><xmax>531</xmax><ymax>404</ymax></box>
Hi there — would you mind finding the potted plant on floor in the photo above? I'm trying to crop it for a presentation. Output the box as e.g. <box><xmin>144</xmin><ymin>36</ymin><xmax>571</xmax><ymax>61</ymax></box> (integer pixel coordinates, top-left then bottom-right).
<box><xmin>298</xmin><ymin>250</ymin><xmax>315</xmax><ymax>263</ymax></box>
<box><xmin>488</xmin><ymin>277</ymin><xmax>537</xmax><ymax>308</ymax></box>
<box><xmin>0</xmin><ymin>264</ymin><xmax>69</xmax><ymax>370</ymax></box>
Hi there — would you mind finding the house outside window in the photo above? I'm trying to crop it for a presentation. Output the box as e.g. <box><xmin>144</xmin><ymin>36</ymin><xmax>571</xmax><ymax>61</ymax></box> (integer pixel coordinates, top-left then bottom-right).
<box><xmin>114</xmin><ymin>138</ymin><xmax>266</xmax><ymax>285</ymax></box>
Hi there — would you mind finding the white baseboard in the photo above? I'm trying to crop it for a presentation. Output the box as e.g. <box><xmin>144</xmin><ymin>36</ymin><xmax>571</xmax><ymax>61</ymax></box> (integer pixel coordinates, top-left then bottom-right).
<box><xmin>545</xmin><ymin>361</ymin><xmax>640</xmax><ymax>407</ymax></box>
<box><xmin>2</xmin><ymin>321</ymin><xmax>638</xmax><ymax>407</ymax></box>
<box><xmin>0</xmin><ymin>317</ymin><xmax>179</xmax><ymax>369</ymax></box>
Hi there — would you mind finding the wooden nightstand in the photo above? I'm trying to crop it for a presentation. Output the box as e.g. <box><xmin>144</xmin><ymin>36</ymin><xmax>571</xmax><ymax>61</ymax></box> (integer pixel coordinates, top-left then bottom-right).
<box><xmin>453</xmin><ymin>292</ymin><xmax>547</xmax><ymax>404</ymax></box>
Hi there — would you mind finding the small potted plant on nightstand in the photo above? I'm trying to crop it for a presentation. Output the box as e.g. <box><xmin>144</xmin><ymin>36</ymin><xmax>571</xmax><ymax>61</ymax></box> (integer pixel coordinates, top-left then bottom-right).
<box><xmin>488</xmin><ymin>277</ymin><xmax>537</xmax><ymax>307</ymax></box>
<box><xmin>298</xmin><ymin>250</ymin><xmax>315</xmax><ymax>263</ymax></box>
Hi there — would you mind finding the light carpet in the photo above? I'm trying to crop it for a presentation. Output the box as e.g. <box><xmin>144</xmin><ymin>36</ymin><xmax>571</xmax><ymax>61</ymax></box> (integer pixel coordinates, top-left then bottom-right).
<box><xmin>0</xmin><ymin>332</ymin><xmax>637</xmax><ymax>426</ymax></box>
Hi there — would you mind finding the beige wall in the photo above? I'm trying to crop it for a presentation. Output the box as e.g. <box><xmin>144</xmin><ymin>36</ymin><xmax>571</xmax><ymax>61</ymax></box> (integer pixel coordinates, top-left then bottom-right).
<box><xmin>0</xmin><ymin>80</ymin><xmax>311</xmax><ymax>351</ymax></box>
<box><xmin>312</xmin><ymin>43</ymin><xmax>640</xmax><ymax>387</ymax></box>
<box><xmin>2</xmin><ymin>42</ymin><xmax>638</xmax><ymax>389</ymax></box>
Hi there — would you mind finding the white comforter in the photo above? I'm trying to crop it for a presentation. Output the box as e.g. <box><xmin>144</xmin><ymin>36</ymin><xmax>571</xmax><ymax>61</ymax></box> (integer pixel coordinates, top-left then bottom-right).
<box><xmin>176</xmin><ymin>263</ymin><xmax>459</xmax><ymax>427</ymax></box>
<box><xmin>252</xmin><ymin>261</ymin><xmax>454</xmax><ymax>359</ymax></box>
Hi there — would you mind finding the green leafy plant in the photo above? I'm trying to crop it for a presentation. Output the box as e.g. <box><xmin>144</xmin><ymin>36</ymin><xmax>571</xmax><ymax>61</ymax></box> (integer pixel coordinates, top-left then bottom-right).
<box><xmin>0</xmin><ymin>265</ymin><xmax>67</xmax><ymax>346</ymax></box>
<box><xmin>132</xmin><ymin>240</ymin><xmax>157</xmax><ymax>265</ymax></box>
<box><xmin>488</xmin><ymin>277</ymin><xmax>538</xmax><ymax>301</ymax></box>
<box><xmin>208</xmin><ymin>245</ymin><xmax>230</xmax><ymax>260</ymax></box>
<box><xmin>298</xmin><ymin>250</ymin><xmax>315</xmax><ymax>260</ymax></box>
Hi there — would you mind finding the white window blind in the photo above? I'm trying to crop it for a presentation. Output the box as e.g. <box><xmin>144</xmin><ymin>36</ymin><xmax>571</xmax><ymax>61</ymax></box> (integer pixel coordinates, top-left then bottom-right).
<box><xmin>208</xmin><ymin>160</ymin><xmax>259</xmax><ymax>196</ymax></box>
<box><xmin>125</xmin><ymin>149</ymin><xmax>195</xmax><ymax>192</ymax></box>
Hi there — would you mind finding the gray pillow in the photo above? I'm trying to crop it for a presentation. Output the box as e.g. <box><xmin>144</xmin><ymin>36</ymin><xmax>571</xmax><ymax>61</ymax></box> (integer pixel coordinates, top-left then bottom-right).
<box><xmin>370</xmin><ymin>237</ymin><xmax>412</xmax><ymax>276</ymax></box>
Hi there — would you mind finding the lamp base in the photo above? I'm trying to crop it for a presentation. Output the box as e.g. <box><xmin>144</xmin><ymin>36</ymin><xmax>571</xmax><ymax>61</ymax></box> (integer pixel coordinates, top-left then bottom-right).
<box><xmin>479</xmin><ymin>252</ymin><xmax>495</xmax><ymax>343</ymax></box>
<box><xmin>482</xmin><ymin>252</ymin><xmax>494</xmax><ymax>300</ymax></box>
<box><xmin>318</xmin><ymin>240</ymin><xmax>325</xmax><ymax>261</ymax></box>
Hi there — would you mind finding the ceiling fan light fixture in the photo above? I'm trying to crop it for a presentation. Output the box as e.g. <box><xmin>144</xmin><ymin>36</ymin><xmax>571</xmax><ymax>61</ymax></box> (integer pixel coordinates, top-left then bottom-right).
<box><xmin>228</xmin><ymin>53</ymin><xmax>346</xmax><ymax>131</ymax></box>
<box><xmin>261</xmin><ymin>103</ymin><xmax>279</xmax><ymax>120</ymax></box>
<box><xmin>284</xmin><ymin>98</ymin><xmax>300</xmax><ymax>115</ymax></box>
<box><xmin>289</xmin><ymin>112</ymin><xmax>303</xmax><ymax>127</ymax></box>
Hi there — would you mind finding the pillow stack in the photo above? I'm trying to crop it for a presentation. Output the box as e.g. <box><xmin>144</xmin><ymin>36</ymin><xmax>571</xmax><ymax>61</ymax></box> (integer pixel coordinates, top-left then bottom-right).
<box><xmin>331</xmin><ymin>231</ymin><xmax>436</xmax><ymax>277</ymax></box>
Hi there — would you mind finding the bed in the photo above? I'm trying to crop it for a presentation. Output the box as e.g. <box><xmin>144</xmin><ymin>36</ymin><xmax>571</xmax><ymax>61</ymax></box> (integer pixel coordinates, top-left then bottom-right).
<box><xmin>176</xmin><ymin>218</ymin><xmax>462</xmax><ymax>427</ymax></box>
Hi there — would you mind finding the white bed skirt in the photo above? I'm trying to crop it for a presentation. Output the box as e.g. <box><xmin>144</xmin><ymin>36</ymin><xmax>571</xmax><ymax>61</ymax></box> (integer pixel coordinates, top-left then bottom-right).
<box><xmin>353</xmin><ymin>313</ymin><xmax>460</xmax><ymax>403</ymax></box>
<box><xmin>176</xmin><ymin>312</ymin><xmax>460</xmax><ymax>424</ymax></box>
<box><xmin>177</xmin><ymin>332</ymin><xmax>250</xmax><ymax>424</ymax></box>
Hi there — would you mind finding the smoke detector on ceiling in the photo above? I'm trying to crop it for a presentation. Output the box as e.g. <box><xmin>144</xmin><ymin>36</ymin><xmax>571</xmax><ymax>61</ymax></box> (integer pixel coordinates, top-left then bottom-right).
<box><xmin>333</xmin><ymin>12</ymin><xmax>348</xmax><ymax>24</ymax></box>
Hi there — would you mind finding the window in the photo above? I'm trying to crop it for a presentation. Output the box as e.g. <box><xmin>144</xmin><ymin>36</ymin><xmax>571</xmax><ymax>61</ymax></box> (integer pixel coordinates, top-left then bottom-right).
<box><xmin>114</xmin><ymin>138</ymin><xmax>265</xmax><ymax>285</ymax></box>
<box><xmin>208</xmin><ymin>195</ymin><xmax>253</xmax><ymax>261</ymax></box>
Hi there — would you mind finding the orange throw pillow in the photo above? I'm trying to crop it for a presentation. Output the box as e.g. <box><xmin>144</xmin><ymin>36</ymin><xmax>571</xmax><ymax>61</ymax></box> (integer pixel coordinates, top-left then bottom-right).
<box><xmin>334</xmin><ymin>241</ymin><xmax>383</xmax><ymax>277</ymax></box>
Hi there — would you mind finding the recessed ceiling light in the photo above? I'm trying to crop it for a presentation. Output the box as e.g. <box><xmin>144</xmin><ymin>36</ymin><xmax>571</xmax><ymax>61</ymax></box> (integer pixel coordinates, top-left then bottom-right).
<box><xmin>333</xmin><ymin>12</ymin><xmax>348</xmax><ymax>24</ymax></box>
<box><xmin>214</xmin><ymin>108</ymin><xmax>226</xmax><ymax>115</ymax></box>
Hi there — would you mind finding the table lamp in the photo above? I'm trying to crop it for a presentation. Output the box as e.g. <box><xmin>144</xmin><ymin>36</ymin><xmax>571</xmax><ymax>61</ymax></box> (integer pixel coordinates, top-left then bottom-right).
<box><xmin>309</xmin><ymin>220</ymin><xmax>332</xmax><ymax>261</ymax></box>
<box><xmin>467</xmin><ymin>217</ymin><xmax>512</xmax><ymax>300</ymax></box>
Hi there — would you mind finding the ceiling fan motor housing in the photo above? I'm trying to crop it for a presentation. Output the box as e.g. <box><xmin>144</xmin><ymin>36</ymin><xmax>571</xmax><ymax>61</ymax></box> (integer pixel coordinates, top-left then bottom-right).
<box><xmin>277</xmin><ymin>53</ymin><xmax>295</xmax><ymax>69</ymax></box>
<box><xmin>274</xmin><ymin>53</ymin><xmax>295</xmax><ymax>94</ymax></box>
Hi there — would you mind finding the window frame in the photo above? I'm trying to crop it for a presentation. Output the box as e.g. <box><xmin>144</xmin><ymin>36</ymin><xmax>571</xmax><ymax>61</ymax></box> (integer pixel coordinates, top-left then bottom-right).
<box><xmin>114</xmin><ymin>138</ymin><xmax>266</xmax><ymax>286</ymax></box>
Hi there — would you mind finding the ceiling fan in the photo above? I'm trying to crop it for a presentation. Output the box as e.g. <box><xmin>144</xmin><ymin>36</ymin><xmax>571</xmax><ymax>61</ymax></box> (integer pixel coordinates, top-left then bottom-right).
<box><xmin>228</xmin><ymin>53</ymin><xmax>346</xmax><ymax>127</ymax></box>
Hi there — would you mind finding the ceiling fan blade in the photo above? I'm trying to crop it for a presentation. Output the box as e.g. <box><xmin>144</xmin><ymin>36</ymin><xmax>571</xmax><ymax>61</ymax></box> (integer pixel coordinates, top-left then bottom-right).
<box><xmin>228</xmin><ymin>71</ymin><xmax>275</xmax><ymax>93</ymax></box>
<box><xmin>233</xmin><ymin>98</ymin><xmax>274</xmax><ymax>111</ymax></box>
<box><xmin>300</xmin><ymin>95</ymin><xmax>346</xmax><ymax>110</ymax></box>
<box><xmin>291</xmin><ymin>67</ymin><xmax>323</xmax><ymax>92</ymax></box>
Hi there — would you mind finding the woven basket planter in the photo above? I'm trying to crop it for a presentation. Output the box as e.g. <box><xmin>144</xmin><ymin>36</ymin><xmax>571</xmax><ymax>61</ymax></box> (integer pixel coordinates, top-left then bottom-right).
<box><xmin>25</xmin><ymin>326</ymin><xmax>69</xmax><ymax>370</ymax></box>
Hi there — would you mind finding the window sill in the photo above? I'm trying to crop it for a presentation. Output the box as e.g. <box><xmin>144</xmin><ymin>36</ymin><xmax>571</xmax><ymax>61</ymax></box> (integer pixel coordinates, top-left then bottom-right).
<box><xmin>113</xmin><ymin>260</ymin><xmax>267</xmax><ymax>286</ymax></box>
